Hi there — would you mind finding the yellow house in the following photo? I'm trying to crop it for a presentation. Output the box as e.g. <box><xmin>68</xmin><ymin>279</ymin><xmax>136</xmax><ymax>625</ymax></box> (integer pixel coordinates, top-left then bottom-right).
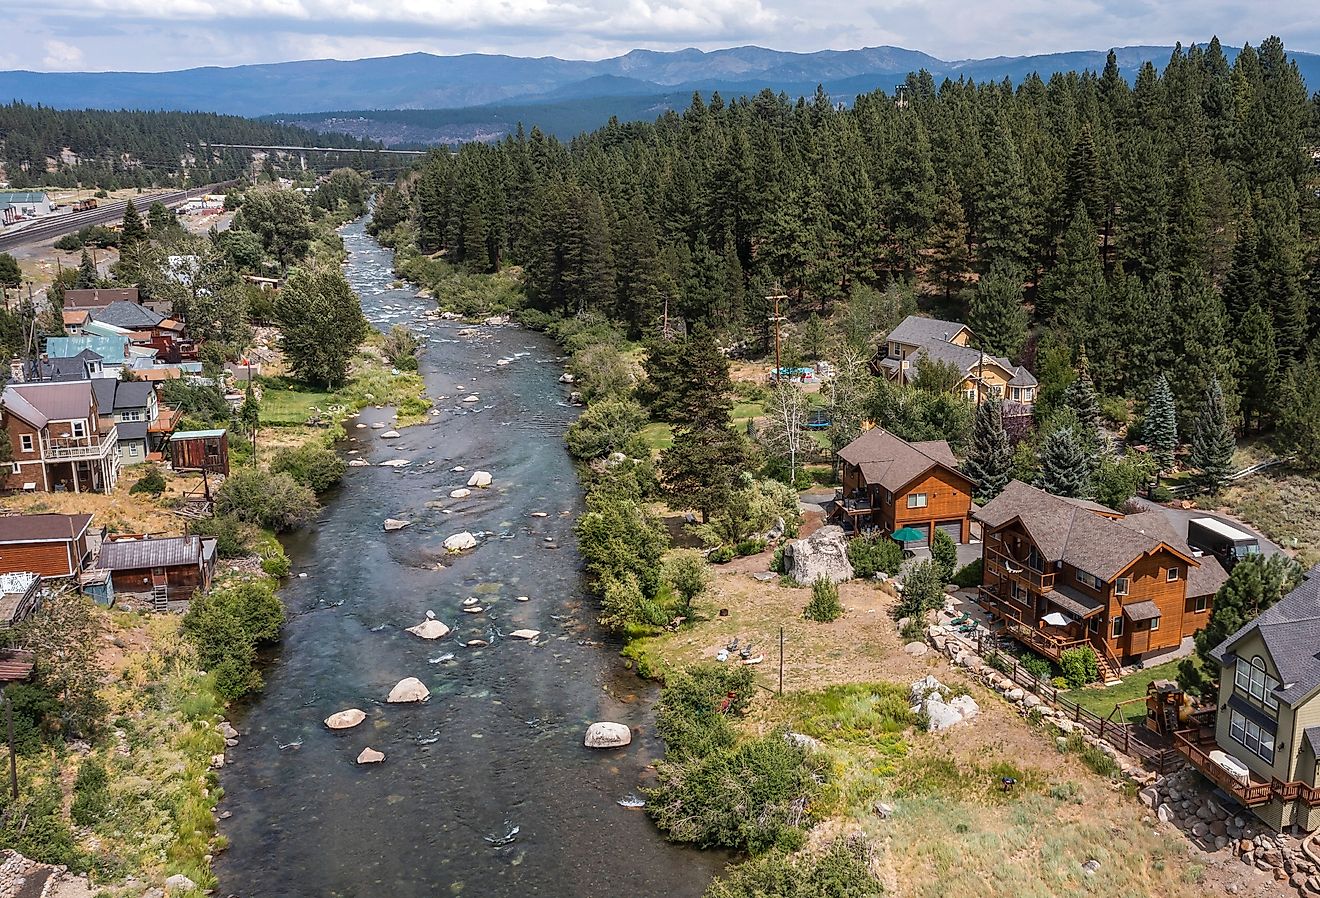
<box><xmin>870</xmin><ymin>315</ymin><xmax>1038</xmax><ymax>407</ymax></box>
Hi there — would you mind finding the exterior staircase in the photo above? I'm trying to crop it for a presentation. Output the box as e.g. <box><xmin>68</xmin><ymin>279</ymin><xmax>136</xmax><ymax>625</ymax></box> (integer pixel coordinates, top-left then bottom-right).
<box><xmin>151</xmin><ymin>583</ymin><xmax>169</xmax><ymax>613</ymax></box>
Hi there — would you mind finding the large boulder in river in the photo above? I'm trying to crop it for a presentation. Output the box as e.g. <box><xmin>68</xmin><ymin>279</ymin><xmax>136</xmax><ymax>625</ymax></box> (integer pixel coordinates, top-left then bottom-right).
<box><xmin>449</xmin><ymin>488</ymin><xmax>472</xmax><ymax>499</ymax></box>
<box><xmin>443</xmin><ymin>532</ymin><xmax>478</xmax><ymax>552</ymax></box>
<box><xmin>782</xmin><ymin>525</ymin><xmax>854</xmax><ymax>585</ymax></box>
<box><xmin>325</xmin><ymin>709</ymin><xmax>367</xmax><ymax>730</ymax></box>
<box><xmin>387</xmin><ymin>677</ymin><xmax>430</xmax><ymax>703</ymax></box>
<box><xmin>584</xmin><ymin>722</ymin><xmax>632</xmax><ymax>749</ymax></box>
<box><xmin>383</xmin><ymin>518</ymin><xmax>411</xmax><ymax>531</ymax></box>
<box><xmin>356</xmin><ymin>747</ymin><xmax>386</xmax><ymax>764</ymax></box>
<box><xmin>467</xmin><ymin>471</ymin><xmax>493</xmax><ymax>488</ymax></box>
<box><xmin>406</xmin><ymin>619</ymin><xmax>450</xmax><ymax>640</ymax></box>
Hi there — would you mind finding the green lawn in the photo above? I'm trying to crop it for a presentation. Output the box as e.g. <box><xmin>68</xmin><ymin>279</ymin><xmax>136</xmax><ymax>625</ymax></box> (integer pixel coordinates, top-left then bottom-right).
<box><xmin>639</xmin><ymin>422</ymin><xmax>674</xmax><ymax>451</ymax></box>
<box><xmin>258</xmin><ymin>378</ymin><xmax>335</xmax><ymax>426</ymax></box>
<box><xmin>1063</xmin><ymin>657</ymin><xmax>1191</xmax><ymax>723</ymax></box>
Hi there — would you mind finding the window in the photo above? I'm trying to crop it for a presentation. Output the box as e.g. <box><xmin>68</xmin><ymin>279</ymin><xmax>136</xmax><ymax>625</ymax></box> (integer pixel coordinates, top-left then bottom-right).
<box><xmin>1027</xmin><ymin>546</ymin><xmax>1042</xmax><ymax>572</ymax></box>
<box><xmin>1234</xmin><ymin>657</ymin><xmax>1280</xmax><ymax>711</ymax></box>
<box><xmin>9</xmin><ymin>463</ymin><xmax>19</xmax><ymax>474</ymax></box>
<box><xmin>990</xmin><ymin>385</ymin><xmax>1003</xmax><ymax>398</ymax></box>
<box><xmin>1075</xmin><ymin>569</ymin><xmax>1102</xmax><ymax>590</ymax></box>
<box><xmin>19</xmin><ymin>434</ymin><xmax>33</xmax><ymax>452</ymax></box>
<box><xmin>1229</xmin><ymin>709</ymin><xmax>1275</xmax><ymax>764</ymax></box>
<box><xmin>1149</xmin><ymin>615</ymin><xmax>1160</xmax><ymax>631</ymax></box>
<box><xmin>71</xmin><ymin>421</ymin><xmax>86</xmax><ymax>438</ymax></box>
<box><xmin>1194</xmin><ymin>595</ymin><xmax>1208</xmax><ymax>613</ymax></box>
<box><xmin>907</xmin><ymin>493</ymin><xmax>928</xmax><ymax>509</ymax></box>
<box><xmin>1111</xmin><ymin>616</ymin><xmax>1124</xmax><ymax>638</ymax></box>
<box><xmin>1115</xmin><ymin>577</ymin><xmax>1130</xmax><ymax>596</ymax></box>
<box><xmin>1166</xmin><ymin>567</ymin><xmax>1180</xmax><ymax>582</ymax></box>
<box><xmin>963</xmin><ymin>389</ymin><xmax>978</xmax><ymax>402</ymax></box>
<box><xmin>118</xmin><ymin>410</ymin><xmax>146</xmax><ymax>422</ymax></box>
<box><xmin>128</xmin><ymin>443</ymin><xmax>140</xmax><ymax>457</ymax></box>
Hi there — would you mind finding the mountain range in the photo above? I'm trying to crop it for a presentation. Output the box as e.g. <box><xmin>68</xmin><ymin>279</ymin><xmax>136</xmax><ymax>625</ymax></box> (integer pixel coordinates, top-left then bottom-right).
<box><xmin>3</xmin><ymin>43</ymin><xmax>1317</xmax><ymax>144</ymax></box>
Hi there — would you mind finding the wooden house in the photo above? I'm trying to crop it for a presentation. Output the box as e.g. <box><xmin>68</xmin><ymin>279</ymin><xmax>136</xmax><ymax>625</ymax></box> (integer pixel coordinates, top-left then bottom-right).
<box><xmin>1175</xmin><ymin>566</ymin><xmax>1320</xmax><ymax>832</ymax></box>
<box><xmin>1</xmin><ymin>380</ymin><xmax>121</xmax><ymax>493</ymax></box>
<box><xmin>61</xmin><ymin>287</ymin><xmax>140</xmax><ymax>310</ymax></box>
<box><xmin>96</xmin><ymin>534</ymin><xmax>217</xmax><ymax>607</ymax></box>
<box><xmin>974</xmin><ymin>481</ymin><xmax>1224</xmax><ymax>682</ymax></box>
<box><xmin>169</xmin><ymin>429</ymin><xmax>229</xmax><ymax>474</ymax></box>
<box><xmin>0</xmin><ymin>513</ymin><xmax>95</xmax><ymax>578</ymax></box>
<box><xmin>829</xmin><ymin>428</ymin><xmax>974</xmax><ymax>546</ymax></box>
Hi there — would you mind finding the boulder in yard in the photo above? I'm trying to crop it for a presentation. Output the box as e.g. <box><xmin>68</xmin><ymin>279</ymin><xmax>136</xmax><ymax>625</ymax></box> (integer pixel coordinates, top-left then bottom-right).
<box><xmin>386</xmin><ymin>677</ymin><xmax>430</xmax><ymax>703</ymax></box>
<box><xmin>325</xmin><ymin>709</ymin><xmax>367</xmax><ymax>730</ymax></box>
<box><xmin>356</xmin><ymin>747</ymin><xmax>386</xmax><ymax>764</ymax></box>
<box><xmin>584</xmin><ymin>722</ymin><xmax>632</xmax><ymax>748</ymax></box>
<box><xmin>782</xmin><ymin>525</ymin><xmax>854</xmax><ymax>585</ymax></box>
<box><xmin>467</xmin><ymin>471</ymin><xmax>493</xmax><ymax>488</ymax></box>
<box><xmin>903</xmin><ymin>641</ymin><xmax>928</xmax><ymax>657</ymax></box>
<box><xmin>165</xmin><ymin>874</ymin><xmax>198</xmax><ymax>895</ymax></box>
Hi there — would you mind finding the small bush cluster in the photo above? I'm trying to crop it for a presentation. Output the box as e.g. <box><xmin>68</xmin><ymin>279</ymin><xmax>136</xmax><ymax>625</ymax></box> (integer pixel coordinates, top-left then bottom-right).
<box><xmin>269</xmin><ymin>442</ymin><xmax>346</xmax><ymax>493</ymax></box>
<box><xmin>185</xmin><ymin>514</ymin><xmax>258</xmax><ymax>559</ymax></box>
<box><xmin>70</xmin><ymin>760</ymin><xmax>110</xmax><ymax>826</ymax></box>
<box><xmin>1059</xmin><ymin>646</ymin><xmax>1100</xmax><ymax>688</ymax></box>
<box><xmin>182</xmin><ymin>578</ymin><xmax>286</xmax><ymax>699</ymax></box>
<box><xmin>706</xmin><ymin>836</ymin><xmax>883</xmax><ymax>898</ymax></box>
<box><xmin>952</xmin><ymin>557</ymin><xmax>983</xmax><ymax>588</ymax></box>
<box><xmin>846</xmin><ymin>534</ymin><xmax>904</xmax><ymax>579</ymax></box>
<box><xmin>128</xmin><ymin>464</ymin><xmax>167</xmax><ymax>496</ymax></box>
<box><xmin>894</xmin><ymin>559</ymin><xmax>944</xmax><ymax>621</ymax></box>
<box><xmin>804</xmin><ymin>576</ymin><xmax>843</xmax><ymax>622</ymax></box>
<box><xmin>1021</xmin><ymin>654</ymin><xmax>1054</xmax><ymax>682</ymax></box>
<box><xmin>215</xmin><ymin>468</ymin><xmax>319</xmax><ymax>532</ymax></box>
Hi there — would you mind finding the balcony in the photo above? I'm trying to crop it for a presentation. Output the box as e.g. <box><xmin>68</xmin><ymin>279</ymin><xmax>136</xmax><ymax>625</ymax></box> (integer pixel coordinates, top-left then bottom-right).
<box><xmin>985</xmin><ymin>549</ymin><xmax>1055</xmax><ymax>591</ymax></box>
<box><xmin>1175</xmin><ymin>728</ymin><xmax>1320</xmax><ymax>809</ymax></box>
<box><xmin>41</xmin><ymin>426</ymin><xmax>118</xmax><ymax>461</ymax></box>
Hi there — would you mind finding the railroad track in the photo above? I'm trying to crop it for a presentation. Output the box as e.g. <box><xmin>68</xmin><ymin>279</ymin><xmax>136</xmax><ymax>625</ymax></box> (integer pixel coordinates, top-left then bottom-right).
<box><xmin>0</xmin><ymin>180</ymin><xmax>240</xmax><ymax>251</ymax></box>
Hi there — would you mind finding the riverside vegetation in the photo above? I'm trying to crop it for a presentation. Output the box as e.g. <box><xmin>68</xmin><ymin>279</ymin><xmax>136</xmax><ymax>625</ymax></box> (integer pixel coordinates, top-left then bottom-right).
<box><xmin>0</xmin><ymin>176</ymin><xmax>429</xmax><ymax>895</ymax></box>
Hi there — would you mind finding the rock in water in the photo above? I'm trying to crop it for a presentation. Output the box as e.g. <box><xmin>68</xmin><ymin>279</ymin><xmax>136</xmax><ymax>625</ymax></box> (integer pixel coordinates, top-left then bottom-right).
<box><xmin>379</xmin><ymin>458</ymin><xmax>411</xmax><ymax>468</ymax></box>
<box><xmin>383</xmin><ymin>518</ymin><xmax>411</xmax><ymax>531</ymax></box>
<box><xmin>508</xmin><ymin>629</ymin><xmax>540</xmax><ymax>640</ymax></box>
<box><xmin>387</xmin><ymin>677</ymin><xmax>430</xmax><ymax>703</ymax></box>
<box><xmin>444</xmin><ymin>532</ymin><xmax>478</xmax><ymax>552</ymax></box>
<box><xmin>380</xmin><ymin>430</ymin><xmax>401</xmax><ymax>439</ymax></box>
<box><xmin>467</xmin><ymin>470</ymin><xmax>493</xmax><ymax>488</ymax></box>
<box><xmin>449</xmin><ymin>488</ymin><xmax>472</xmax><ymax>499</ymax></box>
<box><xmin>782</xmin><ymin>525</ymin><xmax>855</xmax><ymax>585</ymax></box>
<box><xmin>356</xmin><ymin>747</ymin><xmax>386</xmax><ymax>764</ymax></box>
<box><xmin>584</xmin><ymin>722</ymin><xmax>632</xmax><ymax>748</ymax></box>
<box><xmin>325</xmin><ymin>709</ymin><xmax>367</xmax><ymax>729</ymax></box>
<box><xmin>406</xmin><ymin>619</ymin><xmax>450</xmax><ymax>640</ymax></box>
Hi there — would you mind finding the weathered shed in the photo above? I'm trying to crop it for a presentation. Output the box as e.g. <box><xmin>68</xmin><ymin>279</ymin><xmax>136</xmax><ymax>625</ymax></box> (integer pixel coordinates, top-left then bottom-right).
<box><xmin>96</xmin><ymin>534</ymin><xmax>218</xmax><ymax>602</ymax></box>
<box><xmin>169</xmin><ymin>428</ymin><xmax>229</xmax><ymax>474</ymax></box>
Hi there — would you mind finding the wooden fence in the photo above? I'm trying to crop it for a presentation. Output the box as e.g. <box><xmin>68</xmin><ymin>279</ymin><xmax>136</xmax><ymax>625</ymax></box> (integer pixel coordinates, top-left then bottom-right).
<box><xmin>957</xmin><ymin>629</ymin><xmax>1185</xmax><ymax>774</ymax></box>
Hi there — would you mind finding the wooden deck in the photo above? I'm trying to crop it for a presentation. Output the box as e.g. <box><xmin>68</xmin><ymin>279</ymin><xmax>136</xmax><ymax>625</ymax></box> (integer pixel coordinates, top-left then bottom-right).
<box><xmin>979</xmin><ymin>587</ymin><xmax>1122</xmax><ymax>683</ymax></box>
<box><xmin>1174</xmin><ymin>728</ymin><xmax>1320</xmax><ymax>809</ymax></box>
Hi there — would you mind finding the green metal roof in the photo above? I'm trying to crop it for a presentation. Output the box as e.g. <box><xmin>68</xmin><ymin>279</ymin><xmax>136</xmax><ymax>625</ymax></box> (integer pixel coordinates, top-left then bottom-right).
<box><xmin>0</xmin><ymin>191</ymin><xmax>49</xmax><ymax>203</ymax></box>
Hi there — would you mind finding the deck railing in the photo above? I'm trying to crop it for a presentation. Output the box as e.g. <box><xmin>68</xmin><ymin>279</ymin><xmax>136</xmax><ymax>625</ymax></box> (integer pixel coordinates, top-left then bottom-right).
<box><xmin>1174</xmin><ymin>729</ymin><xmax>1280</xmax><ymax>807</ymax></box>
<box><xmin>40</xmin><ymin>426</ymin><xmax>118</xmax><ymax>461</ymax></box>
<box><xmin>985</xmin><ymin>549</ymin><xmax>1055</xmax><ymax>590</ymax></box>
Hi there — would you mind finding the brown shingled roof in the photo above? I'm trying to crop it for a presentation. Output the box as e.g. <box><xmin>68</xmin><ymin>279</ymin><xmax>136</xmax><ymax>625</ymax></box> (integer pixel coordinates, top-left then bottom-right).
<box><xmin>975</xmin><ymin>480</ymin><xmax>1198</xmax><ymax>582</ymax></box>
<box><xmin>837</xmin><ymin>428</ymin><xmax>965</xmax><ymax>492</ymax></box>
<box><xmin>0</xmin><ymin>513</ymin><xmax>93</xmax><ymax>544</ymax></box>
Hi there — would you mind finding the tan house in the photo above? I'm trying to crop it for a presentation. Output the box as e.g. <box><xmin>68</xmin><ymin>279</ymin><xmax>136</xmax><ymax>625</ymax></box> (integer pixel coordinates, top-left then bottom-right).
<box><xmin>829</xmin><ymin>427</ymin><xmax>974</xmax><ymax>546</ymax></box>
<box><xmin>872</xmin><ymin>315</ymin><xmax>1038</xmax><ymax>407</ymax></box>
<box><xmin>1</xmin><ymin>381</ymin><xmax>120</xmax><ymax>493</ymax></box>
<box><xmin>975</xmin><ymin>481</ymin><xmax>1224</xmax><ymax>682</ymax></box>
<box><xmin>1176</xmin><ymin>566</ymin><xmax>1320</xmax><ymax>832</ymax></box>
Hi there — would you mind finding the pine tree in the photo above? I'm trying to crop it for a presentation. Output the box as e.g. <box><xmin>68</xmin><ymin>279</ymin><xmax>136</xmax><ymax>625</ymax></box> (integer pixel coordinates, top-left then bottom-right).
<box><xmin>1222</xmin><ymin>210</ymin><xmax>1262</xmax><ymax>323</ymax></box>
<box><xmin>1145</xmin><ymin>374</ymin><xmax>1178</xmax><ymax>473</ymax></box>
<box><xmin>927</xmin><ymin>176</ymin><xmax>971</xmax><ymax>301</ymax></box>
<box><xmin>1234</xmin><ymin>302</ymin><xmax>1280</xmax><ymax>432</ymax></box>
<box><xmin>1035</xmin><ymin>426</ymin><xmax>1091</xmax><ymax>498</ymax></box>
<box><xmin>967</xmin><ymin>261</ymin><xmax>1028</xmax><ymax>359</ymax></box>
<box><xmin>978</xmin><ymin>118</ymin><xmax>1032</xmax><ymax>270</ymax></box>
<box><xmin>75</xmin><ymin>249</ymin><xmax>98</xmax><ymax>289</ymax></box>
<box><xmin>1037</xmin><ymin>204</ymin><xmax>1102</xmax><ymax>327</ymax></box>
<box><xmin>962</xmin><ymin>398</ymin><xmax>1012</xmax><ymax>502</ymax></box>
<box><xmin>1188</xmin><ymin>377</ymin><xmax>1236</xmax><ymax>493</ymax></box>
<box><xmin>1063</xmin><ymin>350</ymin><xmax>1101</xmax><ymax>434</ymax></box>
<box><xmin>1277</xmin><ymin>352</ymin><xmax>1320</xmax><ymax>473</ymax></box>
<box><xmin>120</xmin><ymin>199</ymin><xmax>146</xmax><ymax>246</ymax></box>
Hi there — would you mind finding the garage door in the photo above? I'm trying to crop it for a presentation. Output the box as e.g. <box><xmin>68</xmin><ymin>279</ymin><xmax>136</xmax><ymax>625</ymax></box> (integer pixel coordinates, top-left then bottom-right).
<box><xmin>936</xmin><ymin>519</ymin><xmax>963</xmax><ymax>545</ymax></box>
<box><xmin>906</xmin><ymin>523</ymin><xmax>930</xmax><ymax>549</ymax></box>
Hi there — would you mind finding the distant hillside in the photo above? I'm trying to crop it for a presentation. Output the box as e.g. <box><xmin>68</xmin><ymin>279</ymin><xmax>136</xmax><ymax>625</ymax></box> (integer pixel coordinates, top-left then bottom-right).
<box><xmin>2</xmin><ymin>42</ymin><xmax>1316</xmax><ymax>122</ymax></box>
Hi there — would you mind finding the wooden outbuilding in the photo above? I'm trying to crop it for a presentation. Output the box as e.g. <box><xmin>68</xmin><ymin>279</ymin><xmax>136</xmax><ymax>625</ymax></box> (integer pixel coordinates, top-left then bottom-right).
<box><xmin>96</xmin><ymin>534</ymin><xmax>218</xmax><ymax>608</ymax></box>
<box><xmin>0</xmin><ymin>513</ymin><xmax>95</xmax><ymax>579</ymax></box>
<box><xmin>169</xmin><ymin>428</ymin><xmax>229</xmax><ymax>474</ymax></box>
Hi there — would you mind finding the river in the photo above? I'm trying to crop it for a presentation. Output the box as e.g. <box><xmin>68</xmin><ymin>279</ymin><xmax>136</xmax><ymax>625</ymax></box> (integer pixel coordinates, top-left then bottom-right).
<box><xmin>214</xmin><ymin>217</ymin><xmax>723</xmax><ymax>897</ymax></box>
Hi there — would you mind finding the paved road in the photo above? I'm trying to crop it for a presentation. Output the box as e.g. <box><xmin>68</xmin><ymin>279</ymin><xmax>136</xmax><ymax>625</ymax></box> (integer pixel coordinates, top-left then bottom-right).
<box><xmin>0</xmin><ymin>180</ymin><xmax>239</xmax><ymax>252</ymax></box>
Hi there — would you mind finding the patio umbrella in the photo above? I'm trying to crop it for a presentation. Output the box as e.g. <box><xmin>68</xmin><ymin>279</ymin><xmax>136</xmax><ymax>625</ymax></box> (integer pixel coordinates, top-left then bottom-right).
<box><xmin>1042</xmin><ymin>612</ymin><xmax>1069</xmax><ymax>627</ymax></box>
<box><xmin>891</xmin><ymin>527</ymin><xmax>926</xmax><ymax>543</ymax></box>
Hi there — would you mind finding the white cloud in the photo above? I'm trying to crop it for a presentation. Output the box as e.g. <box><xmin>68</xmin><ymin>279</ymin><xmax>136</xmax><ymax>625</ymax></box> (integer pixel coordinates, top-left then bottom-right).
<box><xmin>41</xmin><ymin>39</ymin><xmax>85</xmax><ymax>69</ymax></box>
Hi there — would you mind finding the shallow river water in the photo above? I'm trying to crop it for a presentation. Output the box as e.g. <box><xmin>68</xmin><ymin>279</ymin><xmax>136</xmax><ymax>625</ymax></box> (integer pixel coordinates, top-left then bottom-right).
<box><xmin>214</xmin><ymin>217</ymin><xmax>723</xmax><ymax>897</ymax></box>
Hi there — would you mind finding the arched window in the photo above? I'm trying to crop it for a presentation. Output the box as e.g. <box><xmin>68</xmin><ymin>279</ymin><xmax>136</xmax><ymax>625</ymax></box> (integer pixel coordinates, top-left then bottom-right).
<box><xmin>1234</xmin><ymin>655</ymin><xmax>1280</xmax><ymax>711</ymax></box>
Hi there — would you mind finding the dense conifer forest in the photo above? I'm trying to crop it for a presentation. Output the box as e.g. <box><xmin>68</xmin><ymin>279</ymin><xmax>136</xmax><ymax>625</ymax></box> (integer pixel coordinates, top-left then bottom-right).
<box><xmin>0</xmin><ymin>102</ymin><xmax>377</xmax><ymax>189</ymax></box>
<box><xmin>383</xmin><ymin>37</ymin><xmax>1320</xmax><ymax>432</ymax></box>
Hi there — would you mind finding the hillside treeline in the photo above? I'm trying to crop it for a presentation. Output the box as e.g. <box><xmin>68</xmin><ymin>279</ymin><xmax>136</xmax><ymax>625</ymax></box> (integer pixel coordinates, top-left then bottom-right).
<box><xmin>0</xmin><ymin>102</ymin><xmax>378</xmax><ymax>190</ymax></box>
<box><xmin>378</xmin><ymin>36</ymin><xmax>1320</xmax><ymax>429</ymax></box>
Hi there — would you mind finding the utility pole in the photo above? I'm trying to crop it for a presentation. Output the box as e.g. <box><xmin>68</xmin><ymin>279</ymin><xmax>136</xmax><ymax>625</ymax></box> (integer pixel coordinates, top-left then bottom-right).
<box><xmin>767</xmin><ymin>293</ymin><xmax>788</xmax><ymax>383</ymax></box>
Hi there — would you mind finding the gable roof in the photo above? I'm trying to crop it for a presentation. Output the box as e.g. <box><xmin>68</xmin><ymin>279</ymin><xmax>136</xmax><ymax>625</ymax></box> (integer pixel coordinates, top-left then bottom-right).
<box><xmin>1123</xmin><ymin>509</ymin><xmax>1229</xmax><ymax>599</ymax></box>
<box><xmin>975</xmin><ymin>480</ymin><xmax>1196</xmax><ymax>582</ymax></box>
<box><xmin>1</xmin><ymin>381</ymin><xmax>95</xmax><ymax>427</ymax></box>
<box><xmin>62</xmin><ymin>288</ymin><xmax>139</xmax><ymax>309</ymax></box>
<box><xmin>837</xmin><ymin>428</ymin><xmax>965</xmax><ymax>493</ymax></box>
<box><xmin>886</xmin><ymin>315</ymin><xmax>972</xmax><ymax>347</ymax></box>
<box><xmin>1212</xmin><ymin>565</ymin><xmax>1320</xmax><ymax>706</ymax></box>
<box><xmin>0</xmin><ymin>513</ymin><xmax>93</xmax><ymax>544</ymax></box>
<box><xmin>92</xmin><ymin>301</ymin><xmax>164</xmax><ymax>330</ymax></box>
<box><xmin>97</xmin><ymin>535</ymin><xmax>215</xmax><ymax>570</ymax></box>
<box><xmin>91</xmin><ymin>378</ymin><xmax>154</xmax><ymax>416</ymax></box>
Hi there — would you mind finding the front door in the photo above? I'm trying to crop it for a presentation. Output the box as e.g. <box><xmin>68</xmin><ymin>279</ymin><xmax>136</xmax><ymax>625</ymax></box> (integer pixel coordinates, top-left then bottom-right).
<box><xmin>1127</xmin><ymin>620</ymin><xmax>1150</xmax><ymax>656</ymax></box>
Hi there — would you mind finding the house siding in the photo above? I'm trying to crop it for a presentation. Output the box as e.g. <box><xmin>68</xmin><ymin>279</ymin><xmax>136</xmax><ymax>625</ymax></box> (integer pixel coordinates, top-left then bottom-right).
<box><xmin>0</xmin><ymin>541</ymin><xmax>77</xmax><ymax>578</ymax></box>
<box><xmin>893</xmin><ymin>468</ymin><xmax>973</xmax><ymax>543</ymax></box>
<box><xmin>1105</xmin><ymin>552</ymin><xmax>1194</xmax><ymax>658</ymax></box>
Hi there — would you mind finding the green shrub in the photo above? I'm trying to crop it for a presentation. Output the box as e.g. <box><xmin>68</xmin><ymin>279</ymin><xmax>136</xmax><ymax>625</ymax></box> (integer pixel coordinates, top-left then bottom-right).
<box><xmin>70</xmin><ymin>760</ymin><xmax>111</xmax><ymax>826</ymax></box>
<box><xmin>663</xmin><ymin>550</ymin><xmax>711</xmax><ymax>614</ymax></box>
<box><xmin>1149</xmin><ymin>483</ymin><xmax>1174</xmax><ymax>503</ymax></box>
<box><xmin>932</xmin><ymin>529</ymin><xmax>957</xmax><ymax>582</ymax></box>
<box><xmin>261</xmin><ymin>551</ymin><xmax>291</xmax><ymax>579</ymax></box>
<box><xmin>709</xmin><ymin>546</ymin><xmax>735</xmax><ymax>564</ymax></box>
<box><xmin>128</xmin><ymin>464</ymin><xmax>167</xmax><ymax>496</ymax></box>
<box><xmin>1021</xmin><ymin>654</ymin><xmax>1053</xmax><ymax>682</ymax></box>
<box><xmin>705</xmin><ymin>836</ymin><xmax>880</xmax><ymax>898</ymax></box>
<box><xmin>215</xmin><ymin>468</ymin><xmax>319</xmax><ymax>532</ymax></box>
<box><xmin>770</xmin><ymin>547</ymin><xmax>785</xmax><ymax>573</ymax></box>
<box><xmin>269</xmin><ymin>443</ymin><xmax>346</xmax><ymax>493</ymax></box>
<box><xmin>182</xmin><ymin>578</ymin><xmax>286</xmax><ymax>700</ymax></box>
<box><xmin>952</xmin><ymin>557</ymin><xmax>983</xmax><ymax>587</ymax></box>
<box><xmin>985</xmin><ymin>651</ymin><xmax>1011</xmax><ymax>674</ymax></box>
<box><xmin>894</xmin><ymin>559</ymin><xmax>943</xmax><ymax>620</ymax></box>
<box><xmin>734</xmin><ymin>538</ymin><xmax>766</xmax><ymax>557</ymax></box>
<box><xmin>185</xmin><ymin>514</ymin><xmax>257</xmax><ymax>559</ymax></box>
<box><xmin>564</xmin><ymin>398</ymin><xmax>647</xmax><ymax>460</ymax></box>
<box><xmin>54</xmin><ymin>233</ymin><xmax>83</xmax><ymax>251</ymax></box>
<box><xmin>804</xmin><ymin>576</ymin><xmax>843</xmax><ymax>622</ymax></box>
<box><xmin>655</xmin><ymin>664</ymin><xmax>755</xmax><ymax>759</ymax></box>
<box><xmin>1059</xmin><ymin>646</ymin><xmax>1100</xmax><ymax>688</ymax></box>
<box><xmin>846</xmin><ymin>534</ymin><xmax>904</xmax><ymax>579</ymax></box>
<box><xmin>1099</xmin><ymin>396</ymin><xmax>1130</xmax><ymax>427</ymax></box>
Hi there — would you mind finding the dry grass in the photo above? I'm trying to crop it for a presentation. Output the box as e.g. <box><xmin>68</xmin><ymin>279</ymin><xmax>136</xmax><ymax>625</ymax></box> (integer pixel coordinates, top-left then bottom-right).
<box><xmin>1207</xmin><ymin>469</ymin><xmax>1320</xmax><ymax>566</ymax></box>
<box><xmin>0</xmin><ymin>465</ymin><xmax>197</xmax><ymax>535</ymax></box>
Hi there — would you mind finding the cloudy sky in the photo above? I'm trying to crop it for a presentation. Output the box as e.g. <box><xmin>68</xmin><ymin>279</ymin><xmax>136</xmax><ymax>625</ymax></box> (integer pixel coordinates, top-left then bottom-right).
<box><xmin>0</xmin><ymin>0</ymin><xmax>1316</xmax><ymax>72</ymax></box>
